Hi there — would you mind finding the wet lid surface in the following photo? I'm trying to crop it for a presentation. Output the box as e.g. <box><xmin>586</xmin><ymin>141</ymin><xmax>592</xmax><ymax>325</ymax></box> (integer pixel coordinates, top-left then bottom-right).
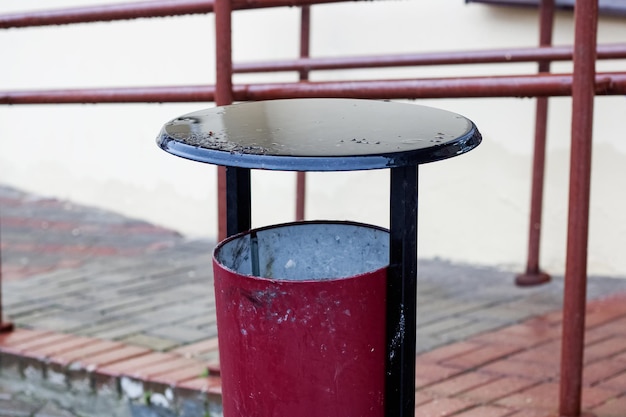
<box><xmin>157</xmin><ymin>98</ymin><xmax>481</xmax><ymax>171</ymax></box>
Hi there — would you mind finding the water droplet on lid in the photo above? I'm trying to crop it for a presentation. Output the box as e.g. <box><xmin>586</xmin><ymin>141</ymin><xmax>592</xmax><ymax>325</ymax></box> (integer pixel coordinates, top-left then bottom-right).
<box><xmin>401</xmin><ymin>138</ymin><xmax>422</xmax><ymax>144</ymax></box>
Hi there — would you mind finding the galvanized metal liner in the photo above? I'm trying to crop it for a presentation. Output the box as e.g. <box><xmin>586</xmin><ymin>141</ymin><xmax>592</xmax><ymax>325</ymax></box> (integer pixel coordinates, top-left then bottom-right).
<box><xmin>214</xmin><ymin>221</ymin><xmax>389</xmax><ymax>281</ymax></box>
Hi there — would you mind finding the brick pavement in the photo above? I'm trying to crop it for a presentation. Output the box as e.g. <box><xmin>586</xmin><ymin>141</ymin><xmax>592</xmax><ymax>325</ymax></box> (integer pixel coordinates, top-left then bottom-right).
<box><xmin>2</xmin><ymin>184</ymin><xmax>626</xmax><ymax>416</ymax></box>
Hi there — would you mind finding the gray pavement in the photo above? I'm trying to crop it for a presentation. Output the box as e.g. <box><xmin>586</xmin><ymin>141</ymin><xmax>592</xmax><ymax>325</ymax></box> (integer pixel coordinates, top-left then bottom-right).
<box><xmin>2</xmin><ymin>183</ymin><xmax>626</xmax><ymax>416</ymax></box>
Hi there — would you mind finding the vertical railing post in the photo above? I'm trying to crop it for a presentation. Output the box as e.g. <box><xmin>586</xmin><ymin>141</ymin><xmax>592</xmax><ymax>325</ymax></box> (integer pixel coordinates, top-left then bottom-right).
<box><xmin>516</xmin><ymin>0</ymin><xmax>555</xmax><ymax>286</ymax></box>
<box><xmin>559</xmin><ymin>0</ymin><xmax>598</xmax><ymax>416</ymax></box>
<box><xmin>0</xmin><ymin>223</ymin><xmax>15</xmax><ymax>333</ymax></box>
<box><xmin>214</xmin><ymin>0</ymin><xmax>233</xmax><ymax>110</ymax></box>
<box><xmin>215</xmin><ymin>0</ymin><xmax>251</xmax><ymax>238</ymax></box>
<box><xmin>295</xmin><ymin>5</ymin><xmax>311</xmax><ymax>221</ymax></box>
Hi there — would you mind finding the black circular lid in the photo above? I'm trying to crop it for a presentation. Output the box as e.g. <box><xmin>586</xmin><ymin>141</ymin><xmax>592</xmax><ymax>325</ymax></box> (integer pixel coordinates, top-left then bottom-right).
<box><xmin>157</xmin><ymin>98</ymin><xmax>481</xmax><ymax>171</ymax></box>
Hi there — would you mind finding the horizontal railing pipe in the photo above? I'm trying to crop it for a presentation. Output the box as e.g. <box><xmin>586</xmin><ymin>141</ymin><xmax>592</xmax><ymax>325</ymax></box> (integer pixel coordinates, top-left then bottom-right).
<box><xmin>1</xmin><ymin>72</ymin><xmax>625</xmax><ymax>104</ymax></box>
<box><xmin>0</xmin><ymin>85</ymin><xmax>216</xmax><ymax>104</ymax></box>
<box><xmin>0</xmin><ymin>1</ymin><xmax>214</xmax><ymax>27</ymax></box>
<box><xmin>233</xmin><ymin>43</ymin><xmax>626</xmax><ymax>73</ymax></box>
<box><xmin>0</xmin><ymin>0</ymin><xmax>350</xmax><ymax>28</ymax></box>
<box><xmin>235</xmin><ymin>72</ymin><xmax>624</xmax><ymax>99</ymax></box>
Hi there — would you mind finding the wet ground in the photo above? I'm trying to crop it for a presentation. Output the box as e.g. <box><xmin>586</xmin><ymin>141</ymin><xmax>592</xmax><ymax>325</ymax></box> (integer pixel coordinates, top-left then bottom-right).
<box><xmin>2</xmin><ymin>183</ymin><xmax>626</xmax><ymax>416</ymax></box>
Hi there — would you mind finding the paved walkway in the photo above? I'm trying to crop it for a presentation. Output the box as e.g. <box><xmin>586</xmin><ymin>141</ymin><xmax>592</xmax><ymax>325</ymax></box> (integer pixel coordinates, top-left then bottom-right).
<box><xmin>1</xmin><ymin>184</ymin><xmax>626</xmax><ymax>416</ymax></box>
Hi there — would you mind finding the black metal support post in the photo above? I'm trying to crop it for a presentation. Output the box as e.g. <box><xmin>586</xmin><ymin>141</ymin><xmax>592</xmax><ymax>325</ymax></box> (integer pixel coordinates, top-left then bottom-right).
<box><xmin>225</xmin><ymin>166</ymin><xmax>252</xmax><ymax>237</ymax></box>
<box><xmin>386</xmin><ymin>165</ymin><xmax>419</xmax><ymax>417</ymax></box>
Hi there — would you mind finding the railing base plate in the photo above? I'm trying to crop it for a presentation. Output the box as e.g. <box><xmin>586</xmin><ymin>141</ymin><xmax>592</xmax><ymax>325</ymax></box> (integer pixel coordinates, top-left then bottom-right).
<box><xmin>515</xmin><ymin>271</ymin><xmax>551</xmax><ymax>287</ymax></box>
<box><xmin>0</xmin><ymin>322</ymin><xmax>14</xmax><ymax>333</ymax></box>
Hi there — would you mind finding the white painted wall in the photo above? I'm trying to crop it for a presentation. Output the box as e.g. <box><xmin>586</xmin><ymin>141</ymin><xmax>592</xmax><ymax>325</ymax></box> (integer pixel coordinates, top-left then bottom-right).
<box><xmin>1</xmin><ymin>0</ymin><xmax>626</xmax><ymax>276</ymax></box>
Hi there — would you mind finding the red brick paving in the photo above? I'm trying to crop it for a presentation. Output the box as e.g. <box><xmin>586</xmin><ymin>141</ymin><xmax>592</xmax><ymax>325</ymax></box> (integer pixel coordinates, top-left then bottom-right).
<box><xmin>171</xmin><ymin>337</ymin><xmax>219</xmax><ymax>358</ymax></box>
<box><xmin>453</xmin><ymin>405</ymin><xmax>515</xmax><ymax>417</ymax></box>
<box><xmin>599</xmin><ymin>371</ymin><xmax>626</xmax><ymax>391</ymax></box>
<box><xmin>0</xmin><ymin>328</ymin><xmax>49</xmax><ymax>345</ymax></box>
<box><xmin>505</xmin><ymin>340</ymin><xmax>560</xmax><ymax>365</ymax></box>
<box><xmin>469</xmin><ymin>320</ymin><xmax>561</xmax><ymax>347</ymax></box>
<box><xmin>0</xmin><ymin>189</ymin><xmax>182</xmax><ymax>281</ymax></box>
<box><xmin>0</xmin><ymin>332</ymin><xmax>75</xmax><ymax>355</ymax></box>
<box><xmin>495</xmin><ymin>382</ymin><xmax>616</xmax><ymax>412</ymax></box>
<box><xmin>415</xmin><ymin>396</ymin><xmax>476</xmax><ymax>417</ymax></box>
<box><xmin>2</xmin><ymin>288</ymin><xmax>626</xmax><ymax>416</ymax></box>
<box><xmin>49</xmin><ymin>339</ymin><xmax>126</xmax><ymax>367</ymax></box>
<box><xmin>126</xmin><ymin>356</ymin><xmax>204</xmax><ymax>380</ymax></box>
<box><xmin>24</xmin><ymin>335</ymin><xmax>101</xmax><ymax>359</ymax></box>
<box><xmin>591</xmin><ymin>395</ymin><xmax>626</xmax><ymax>417</ymax></box>
<box><xmin>584</xmin><ymin>358</ymin><xmax>626</xmax><ymax>386</ymax></box>
<box><xmin>460</xmin><ymin>375</ymin><xmax>540</xmax><ymax>404</ymax></box>
<box><xmin>415</xmin><ymin>363</ymin><xmax>464</xmax><ymax>388</ymax></box>
<box><xmin>176</xmin><ymin>375</ymin><xmax>222</xmax><ymax>395</ymax></box>
<box><xmin>442</xmin><ymin>344</ymin><xmax>525</xmax><ymax>369</ymax></box>
<box><xmin>410</xmin><ymin>293</ymin><xmax>626</xmax><ymax>415</ymax></box>
<box><xmin>77</xmin><ymin>344</ymin><xmax>152</xmax><ymax>369</ymax></box>
<box><xmin>508</xmin><ymin>410</ymin><xmax>554</xmax><ymax>417</ymax></box>
<box><xmin>424</xmin><ymin>371</ymin><xmax>498</xmax><ymax>397</ymax></box>
<box><xmin>585</xmin><ymin>336</ymin><xmax>626</xmax><ymax>362</ymax></box>
<box><xmin>95</xmin><ymin>351</ymin><xmax>178</xmax><ymax>378</ymax></box>
<box><xmin>6</xmin><ymin>186</ymin><xmax>626</xmax><ymax>415</ymax></box>
<box><xmin>149</xmin><ymin>364</ymin><xmax>209</xmax><ymax>386</ymax></box>
<box><xmin>415</xmin><ymin>341</ymin><xmax>484</xmax><ymax>365</ymax></box>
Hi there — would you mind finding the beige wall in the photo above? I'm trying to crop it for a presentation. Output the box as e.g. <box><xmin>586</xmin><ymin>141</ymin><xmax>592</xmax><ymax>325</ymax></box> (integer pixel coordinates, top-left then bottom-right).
<box><xmin>1</xmin><ymin>0</ymin><xmax>626</xmax><ymax>276</ymax></box>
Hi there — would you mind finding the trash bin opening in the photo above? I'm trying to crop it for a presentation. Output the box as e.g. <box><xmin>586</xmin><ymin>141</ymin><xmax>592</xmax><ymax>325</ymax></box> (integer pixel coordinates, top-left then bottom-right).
<box><xmin>214</xmin><ymin>221</ymin><xmax>389</xmax><ymax>281</ymax></box>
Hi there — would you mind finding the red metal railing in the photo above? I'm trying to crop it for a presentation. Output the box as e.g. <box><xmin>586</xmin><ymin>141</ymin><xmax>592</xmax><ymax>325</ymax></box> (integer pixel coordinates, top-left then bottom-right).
<box><xmin>0</xmin><ymin>0</ymin><xmax>346</xmax><ymax>28</ymax></box>
<box><xmin>0</xmin><ymin>1</ymin><xmax>619</xmax><ymax>416</ymax></box>
<box><xmin>0</xmin><ymin>223</ymin><xmax>14</xmax><ymax>332</ymax></box>
<box><xmin>1</xmin><ymin>72</ymin><xmax>625</xmax><ymax>104</ymax></box>
<box><xmin>295</xmin><ymin>5</ymin><xmax>311</xmax><ymax>222</ymax></box>
<box><xmin>561</xmin><ymin>1</ymin><xmax>598</xmax><ymax>415</ymax></box>
<box><xmin>516</xmin><ymin>0</ymin><xmax>555</xmax><ymax>287</ymax></box>
<box><xmin>233</xmin><ymin>43</ymin><xmax>626</xmax><ymax>72</ymax></box>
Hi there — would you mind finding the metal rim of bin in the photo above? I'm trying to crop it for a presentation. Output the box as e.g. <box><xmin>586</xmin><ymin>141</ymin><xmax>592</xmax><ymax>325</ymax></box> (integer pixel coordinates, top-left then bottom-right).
<box><xmin>213</xmin><ymin>220</ymin><xmax>390</xmax><ymax>281</ymax></box>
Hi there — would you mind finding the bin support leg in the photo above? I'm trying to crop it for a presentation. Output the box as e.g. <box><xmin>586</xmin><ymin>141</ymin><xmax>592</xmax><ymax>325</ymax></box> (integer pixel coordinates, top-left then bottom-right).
<box><xmin>387</xmin><ymin>165</ymin><xmax>418</xmax><ymax>417</ymax></box>
<box><xmin>226</xmin><ymin>166</ymin><xmax>251</xmax><ymax>237</ymax></box>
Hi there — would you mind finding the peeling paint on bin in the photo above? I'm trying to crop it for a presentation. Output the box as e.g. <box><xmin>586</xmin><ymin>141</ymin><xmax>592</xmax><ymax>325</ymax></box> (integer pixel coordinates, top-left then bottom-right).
<box><xmin>213</xmin><ymin>221</ymin><xmax>388</xmax><ymax>417</ymax></box>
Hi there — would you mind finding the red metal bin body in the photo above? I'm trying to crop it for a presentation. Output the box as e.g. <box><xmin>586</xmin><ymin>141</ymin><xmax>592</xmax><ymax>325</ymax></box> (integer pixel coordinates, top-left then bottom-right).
<box><xmin>213</xmin><ymin>221</ymin><xmax>388</xmax><ymax>417</ymax></box>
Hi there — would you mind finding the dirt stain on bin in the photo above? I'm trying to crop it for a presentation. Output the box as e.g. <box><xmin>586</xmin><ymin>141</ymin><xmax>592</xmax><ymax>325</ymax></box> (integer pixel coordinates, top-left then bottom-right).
<box><xmin>263</xmin><ymin>254</ymin><xmax>275</xmax><ymax>278</ymax></box>
<box><xmin>239</xmin><ymin>288</ymin><xmax>284</xmax><ymax>309</ymax></box>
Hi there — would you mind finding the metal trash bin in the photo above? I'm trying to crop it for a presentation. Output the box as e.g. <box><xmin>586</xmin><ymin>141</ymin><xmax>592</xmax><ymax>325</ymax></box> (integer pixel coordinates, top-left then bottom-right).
<box><xmin>213</xmin><ymin>221</ymin><xmax>389</xmax><ymax>417</ymax></box>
